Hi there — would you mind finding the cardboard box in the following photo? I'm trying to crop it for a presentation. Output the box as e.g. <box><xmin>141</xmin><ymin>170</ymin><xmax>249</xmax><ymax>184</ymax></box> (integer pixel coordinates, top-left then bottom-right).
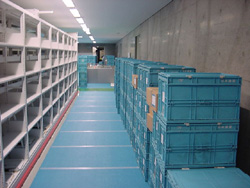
<box><xmin>147</xmin><ymin>113</ymin><xmax>153</xmax><ymax>132</ymax></box>
<box><xmin>132</xmin><ymin>74</ymin><xmax>138</xmax><ymax>89</ymax></box>
<box><xmin>151</xmin><ymin>89</ymin><xmax>159</xmax><ymax>113</ymax></box>
<box><xmin>146</xmin><ymin>87</ymin><xmax>159</xmax><ymax>113</ymax></box>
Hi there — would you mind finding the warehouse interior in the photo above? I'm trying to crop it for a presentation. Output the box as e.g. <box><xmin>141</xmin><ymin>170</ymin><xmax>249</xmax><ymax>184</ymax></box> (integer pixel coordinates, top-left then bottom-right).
<box><xmin>0</xmin><ymin>0</ymin><xmax>250</xmax><ymax>187</ymax></box>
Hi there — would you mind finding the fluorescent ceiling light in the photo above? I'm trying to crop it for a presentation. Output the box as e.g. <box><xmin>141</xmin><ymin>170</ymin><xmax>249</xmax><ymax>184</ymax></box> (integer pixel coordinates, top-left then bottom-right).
<box><xmin>93</xmin><ymin>41</ymin><xmax>96</xmax><ymax>43</ymax></box>
<box><xmin>77</xmin><ymin>36</ymin><xmax>83</xmax><ymax>38</ymax></box>
<box><xmin>70</xmin><ymin>9</ymin><xmax>80</xmax><ymax>17</ymax></box>
<box><xmin>86</xmin><ymin>28</ymin><xmax>91</xmax><ymax>35</ymax></box>
<box><xmin>89</xmin><ymin>36</ymin><xmax>94</xmax><ymax>41</ymax></box>
<box><xmin>81</xmin><ymin>24</ymin><xmax>87</xmax><ymax>32</ymax></box>
<box><xmin>76</xmin><ymin>18</ymin><xmax>84</xmax><ymax>24</ymax></box>
<box><xmin>62</xmin><ymin>0</ymin><xmax>75</xmax><ymax>8</ymax></box>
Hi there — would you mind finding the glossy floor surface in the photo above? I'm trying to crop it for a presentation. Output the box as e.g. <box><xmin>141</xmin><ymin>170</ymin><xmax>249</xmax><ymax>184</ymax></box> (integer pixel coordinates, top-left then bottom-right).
<box><xmin>31</xmin><ymin>84</ymin><xmax>149</xmax><ymax>188</ymax></box>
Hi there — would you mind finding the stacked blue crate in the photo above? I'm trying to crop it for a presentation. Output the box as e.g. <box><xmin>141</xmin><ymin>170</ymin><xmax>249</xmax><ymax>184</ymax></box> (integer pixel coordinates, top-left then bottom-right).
<box><xmin>137</xmin><ymin>64</ymin><xmax>196</xmax><ymax>96</ymax></box>
<box><xmin>103</xmin><ymin>55</ymin><xmax>115</xmax><ymax>66</ymax></box>
<box><xmin>118</xmin><ymin>58</ymin><xmax>131</xmax><ymax>128</ymax></box>
<box><xmin>78</xmin><ymin>56</ymin><xmax>88</xmax><ymax>88</ymax></box>
<box><xmin>150</xmin><ymin>72</ymin><xmax>242</xmax><ymax>188</ymax></box>
<box><xmin>166</xmin><ymin>168</ymin><xmax>250</xmax><ymax>188</ymax></box>
<box><xmin>114</xmin><ymin>58</ymin><xmax>121</xmax><ymax>113</ymax></box>
<box><xmin>113</xmin><ymin>58</ymin><xmax>247</xmax><ymax>188</ymax></box>
<box><xmin>87</xmin><ymin>55</ymin><xmax>97</xmax><ymax>65</ymax></box>
<box><xmin>136</xmin><ymin>64</ymin><xmax>196</xmax><ymax>182</ymax></box>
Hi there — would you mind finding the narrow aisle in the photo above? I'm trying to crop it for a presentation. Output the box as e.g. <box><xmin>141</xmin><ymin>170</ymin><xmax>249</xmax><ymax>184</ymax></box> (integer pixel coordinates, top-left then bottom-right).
<box><xmin>31</xmin><ymin>90</ymin><xmax>149</xmax><ymax>188</ymax></box>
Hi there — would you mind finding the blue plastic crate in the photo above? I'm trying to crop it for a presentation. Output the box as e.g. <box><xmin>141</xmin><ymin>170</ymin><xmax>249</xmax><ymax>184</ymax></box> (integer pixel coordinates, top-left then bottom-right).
<box><xmin>126</xmin><ymin>60</ymin><xmax>161</xmax><ymax>84</ymax></box>
<box><xmin>127</xmin><ymin>59</ymin><xmax>144</xmax><ymax>84</ymax></box>
<box><xmin>134</xmin><ymin>111</ymin><xmax>143</xmax><ymax>139</ymax></box>
<box><xmin>120</xmin><ymin>58</ymin><xmax>130</xmax><ymax>78</ymax></box>
<box><xmin>166</xmin><ymin>168</ymin><xmax>250</xmax><ymax>188</ymax></box>
<box><xmin>125</xmin><ymin>102</ymin><xmax>133</xmax><ymax>131</ymax></box>
<box><xmin>78</xmin><ymin>66</ymin><xmax>87</xmax><ymax>72</ymax></box>
<box><xmin>160</xmin><ymin>146</ymin><xmax>237</xmax><ymax>169</ymax></box>
<box><xmin>79</xmin><ymin>82</ymin><xmax>87</xmax><ymax>87</ymax></box>
<box><xmin>158</xmin><ymin>72</ymin><xmax>241</xmax><ymax>124</ymax></box>
<box><xmin>137</xmin><ymin>124</ymin><xmax>151</xmax><ymax>157</ymax></box>
<box><xmin>135</xmin><ymin>90</ymin><xmax>142</xmax><ymax>115</ymax></box>
<box><xmin>158</xmin><ymin>120</ymin><xmax>238</xmax><ymax>165</ymax></box>
<box><xmin>138</xmin><ymin>154</ymin><xmax>149</xmax><ymax>182</ymax></box>
<box><xmin>152</xmin><ymin>113</ymin><xmax>161</xmax><ymax>153</ymax></box>
<box><xmin>137</xmin><ymin>64</ymin><xmax>196</xmax><ymax>96</ymax></box>
<box><xmin>78</xmin><ymin>72</ymin><xmax>87</xmax><ymax>79</ymax></box>
<box><xmin>148</xmin><ymin>170</ymin><xmax>157</xmax><ymax>188</ymax></box>
<box><xmin>79</xmin><ymin>55</ymin><xmax>96</xmax><ymax>64</ymax></box>
<box><xmin>130</xmin><ymin>129</ymin><xmax>136</xmax><ymax>149</ymax></box>
<box><xmin>135</xmin><ymin>141</ymin><xmax>150</xmax><ymax>182</ymax></box>
<box><xmin>103</xmin><ymin>55</ymin><xmax>115</xmax><ymax>66</ymax></box>
<box><xmin>136</xmin><ymin>90</ymin><xmax>148</xmax><ymax>121</ymax></box>
<box><xmin>156</xmin><ymin>162</ymin><xmax>166</xmax><ymax>188</ymax></box>
<box><xmin>153</xmin><ymin>115</ymin><xmax>239</xmax><ymax>169</ymax></box>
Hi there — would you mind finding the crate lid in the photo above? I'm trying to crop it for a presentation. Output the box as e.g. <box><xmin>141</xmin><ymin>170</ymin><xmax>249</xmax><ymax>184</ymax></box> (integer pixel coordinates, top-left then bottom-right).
<box><xmin>159</xmin><ymin>72</ymin><xmax>241</xmax><ymax>79</ymax></box>
<box><xmin>138</xmin><ymin>64</ymin><xmax>195</xmax><ymax>71</ymax></box>
<box><xmin>167</xmin><ymin>168</ymin><xmax>250</xmax><ymax>188</ymax></box>
<box><xmin>128</xmin><ymin>59</ymin><xmax>161</xmax><ymax>65</ymax></box>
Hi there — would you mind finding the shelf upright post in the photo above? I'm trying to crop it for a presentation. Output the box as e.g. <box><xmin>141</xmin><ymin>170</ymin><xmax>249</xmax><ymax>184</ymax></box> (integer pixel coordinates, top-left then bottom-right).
<box><xmin>1</xmin><ymin>8</ymin><xmax>6</xmax><ymax>43</ymax></box>
<box><xmin>0</xmin><ymin>111</ymin><xmax>5</xmax><ymax>188</ymax></box>
<box><xmin>20</xmin><ymin>12</ymin><xmax>25</xmax><ymax>46</ymax></box>
<box><xmin>22</xmin><ymin>13</ymin><xmax>29</xmax><ymax>159</ymax></box>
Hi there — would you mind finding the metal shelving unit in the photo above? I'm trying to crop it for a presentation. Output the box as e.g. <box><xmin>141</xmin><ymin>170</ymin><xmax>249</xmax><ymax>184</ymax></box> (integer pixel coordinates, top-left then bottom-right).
<box><xmin>0</xmin><ymin>0</ymin><xmax>78</xmax><ymax>187</ymax></box>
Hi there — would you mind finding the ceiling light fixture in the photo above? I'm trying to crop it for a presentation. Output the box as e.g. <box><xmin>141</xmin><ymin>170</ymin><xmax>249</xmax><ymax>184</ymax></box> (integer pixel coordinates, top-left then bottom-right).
<box><xmin>89</xmin><ymin>36</ymin><xmax>94</xmax><ymax>41</ymax></box>
<box><xmin>76</xmin><ymin>18</ymin><xmax>84</xmax><ymax>24</ymax></box>
<box><xmin>85</xmin><ymin>28</ymin><xmax>91</xmax><ymax>35</ymax></box>
<box><xmin>70</xmin><ymin>9</ymin><xmax>80</xmax><ymax>17</ymax></box>
<box><xmin>62</xmin><ymin>0</ymin><xmax>75</xmax><ymax>8</ymax></box>
<box><xmin>77</xmin><ymin>36</ymin><xmax>83</xmax><ymax>38</ymax></box>
<box><xmin>81</xmin><ymin>24</ymin><xmax>87</xmax><ymax>32</ymax></box>
<box><xmin>93</xmin><ymin>41</ymin><xmax>96</xmax><ymax>43</ymax></box>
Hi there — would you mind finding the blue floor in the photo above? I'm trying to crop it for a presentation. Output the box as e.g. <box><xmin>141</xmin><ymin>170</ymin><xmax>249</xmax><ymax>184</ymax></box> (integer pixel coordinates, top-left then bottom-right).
<box><xmin>31</xmin><ymin>86</ymin><xmax>149</xmax><ymax>188</ymax></box>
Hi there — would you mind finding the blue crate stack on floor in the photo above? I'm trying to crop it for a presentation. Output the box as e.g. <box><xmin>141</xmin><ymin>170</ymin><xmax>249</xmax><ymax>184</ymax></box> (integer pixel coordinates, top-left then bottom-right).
<box><xmin>150</xmin><ymin>72</ymin><xmax>244</xmax><ymax>188</ymax></box>
<box><xmin>114</xmin><ymin>58</ymin><xmax>120</xmax><ymax>113</ymax></box>
<box><xmin>86</xmin><ymin>55</ymin><xmax>97</xmax><ymax>65</ymax></box>
<box><xmin>114</xmin><ymin>57</ymin><xmax>250</xmax><ymax>188</ymax></box>
<box><xmin>78</xmin><ymin>55</ymin><xmax>97</xmax><ymax>88</ymax></box>
<box><xmin>78</xmin><ymin>55</ymin><xmax>88</xmax><ymax>88</ymax></box>
<box><xmin>135</xmin><ymin>64</ymin><xmax>196</xmax><ymax>181</ymax></box>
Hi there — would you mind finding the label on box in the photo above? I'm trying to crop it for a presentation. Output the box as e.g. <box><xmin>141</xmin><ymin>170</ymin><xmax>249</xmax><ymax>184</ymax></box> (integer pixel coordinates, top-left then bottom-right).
<box><xmin>145</xmin><ymin>105</ymin><xmax>147</xmax><ymax>112</ymax></box>
<box><xmin>154</xmin><ymin>158</ymin><xmax>156</xmax><ymax>166</ymax></box>
<box><xmin>144</xmin><ymin>133</ymin><xmax>146</xmax><ymax>139</ymax></box>
<box><xmin>140</xmin><ymin>74</ymin><xmax>142</xmax><ymax>80</ymax></box>
<box><xmin>133</xmin><ymin>77</ymin><xmax>137</xmax><ymax>85</ymax></box>
<box><xmin>160</xmin><ymin>172</ymin><xmax>162</xmax><ymax>183</ymax></box>
<box><xmin>143</xmin><ymin>159</ymin><xmax>145</xmax><ymax>165</ymax></box>
<box><xmin>146</xmin><ymin>78</ymin><xmax>148</xmax><ymax>85</ymax></box>
<box><xmin>156</xmin><ymin>122</ymin><xmax>158</xmax><ymax>131</ymax></box>
<box><xmin>161</xmin><ymin>134</ymin><xmax>164</xmax><ymax>144</ymax></box>
<box><xmin>152</xmin><ymin>94</ymin><xmax>156</xmax><ymax>107</ymax></box>
<box><xmin>139</xmin><ymin>101</ymin><xmax>141</xmax><ymax>108</ymax></box>
<box><xmin>162</xmin><ymin>92</ymin><xmax>165</xmax><ymax>102</ymax></box>
<box><xmin>136</xmin><ymin>95</ymin><xmax>137</xmax><ymax>100</ymax></box>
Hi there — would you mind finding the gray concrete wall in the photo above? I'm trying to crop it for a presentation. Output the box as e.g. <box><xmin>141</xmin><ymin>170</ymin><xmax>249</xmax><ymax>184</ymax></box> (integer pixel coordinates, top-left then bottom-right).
<box><xmin>116</xmin><ymin>0</ymin><xmax>250</xmax><ymax>175</ymax></box>
<box><xmin>78</xmin><ymin>43</ymin><xmax>116</xmax><ymax>56</ymax></box>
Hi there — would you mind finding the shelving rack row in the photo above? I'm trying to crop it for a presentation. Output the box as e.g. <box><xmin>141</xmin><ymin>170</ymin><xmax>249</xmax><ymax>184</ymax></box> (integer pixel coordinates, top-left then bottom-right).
<box><xmin>0</xmin><ymin>0</ymin><xmax>78</xmax><ymax>187</ymax></box>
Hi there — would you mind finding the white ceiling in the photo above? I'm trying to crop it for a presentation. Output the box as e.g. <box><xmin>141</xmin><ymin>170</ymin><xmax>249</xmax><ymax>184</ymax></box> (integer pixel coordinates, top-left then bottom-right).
<box><xmin>10</xmin><ymin>0</ymin><xmax>172</xmax><ymax>43</ymax></box>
